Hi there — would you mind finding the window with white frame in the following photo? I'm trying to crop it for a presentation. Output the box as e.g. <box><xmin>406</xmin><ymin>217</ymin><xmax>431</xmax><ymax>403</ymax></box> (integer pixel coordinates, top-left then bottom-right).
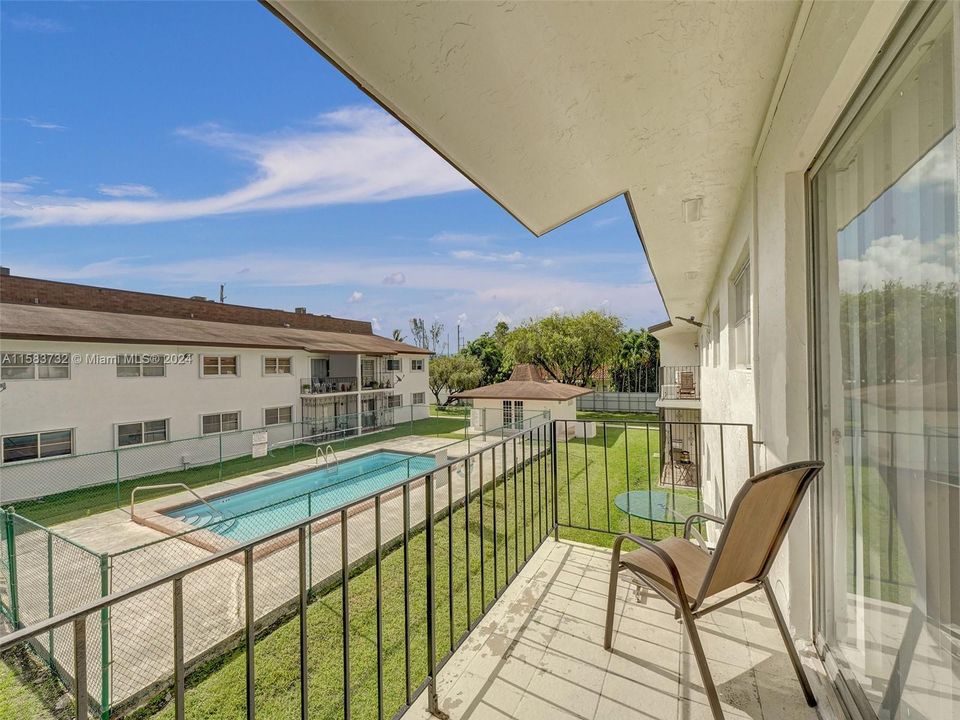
<box><xmin>2</xmin><ymin>429</ymin><xmax>73</xmax><ymax>463</ymax></box>
<box><xmin>387</xmin><ymin>358</ymin><xmax>402</xmax><ymax>371</ymax></box>
<box><xmin>0</xmin><ymin>352</ymin><xmax>70</xmax><ymax>380</ymax></box>
<box><xmin>264</xmin><ymin>406</ymin><xmax>293</xmax><ymax>426</ymax></box>
<box><xmin>388</xmin><ymin>395</ymin><xmax>402</xmax><ymax>408</ymax></box>
<box><xmin>202</xmin><ymin>355</ymin><xmax>238</xmax><ymax>376</ymax></box>
<box><xmin>732</xmin><ymin>260</ymin><xmax>751</xmax><ymax>368</ymax></box>
<box><xmin>502</xmin><ymin>400</ymin><xmax>513</xmax><ymax>426</ymax></box>
<box><xmin>263</xmin><ymin>356</ymin><xmax>292</xmax><ymax>375</ymax></box>
<box><xmin>117</xmin><ymin>419</ymin><xmax>168</xmax><ymax>447</ymax></box>
<box><xmin>117</xmin><ymin>354</ymin><xmax>165</xmax><ymax>378</ymax></box>
<box><xmin>412</xmin><ymin>392</ymin><xmax>425</xmax><ymax>404</ymax></box>
<box><xmin>411</xmin><ymin>359</ymin><xmax>424</xmax><ymax>371</ymax></box>
<box><xmin>201</xmin><ymin>411</ymin><xmax>240</xmax><ymax>435</ymax></box>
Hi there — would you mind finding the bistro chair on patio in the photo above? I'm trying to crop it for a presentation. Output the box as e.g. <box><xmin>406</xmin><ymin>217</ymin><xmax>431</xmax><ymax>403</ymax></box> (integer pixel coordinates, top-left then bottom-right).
<box><xmin>678</xmin><ymin>370</ymin><xmax>697</xmax><ymax>398</ymax></box>
<box><xmin>604</xmin><ymin>460</ymin><xmax>823</xmax><ymax>720</ymax></box>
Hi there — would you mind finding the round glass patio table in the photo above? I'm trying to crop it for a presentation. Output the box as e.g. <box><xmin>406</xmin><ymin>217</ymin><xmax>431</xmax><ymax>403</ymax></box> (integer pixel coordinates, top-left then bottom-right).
<box><xmin>613</xmin><ymin>490</ymin><xmax>701</xmax><ymax>524</ymax></box>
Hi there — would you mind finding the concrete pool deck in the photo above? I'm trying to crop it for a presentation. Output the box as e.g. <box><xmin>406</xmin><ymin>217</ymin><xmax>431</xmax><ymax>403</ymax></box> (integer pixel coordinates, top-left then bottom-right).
<box><xmin>48</xmin><ymin>435</ymin><xmax>470</xmax><ymax>555</ymax></box>
<box><xmin>20</xmin><ymin>430</ymin><xmax>547</xmax><ymax>711</ymax></box>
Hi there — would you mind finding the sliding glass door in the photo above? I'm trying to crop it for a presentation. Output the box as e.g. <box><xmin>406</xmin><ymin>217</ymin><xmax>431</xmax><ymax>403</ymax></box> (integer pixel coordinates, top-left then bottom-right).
<box><xmin>811</xmin><ymin>4</ymin><xmax>958</xmax><ymax>718</ymax></box>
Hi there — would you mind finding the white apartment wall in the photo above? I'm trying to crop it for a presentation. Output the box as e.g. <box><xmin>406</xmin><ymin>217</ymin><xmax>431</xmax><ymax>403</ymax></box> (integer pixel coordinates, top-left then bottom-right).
<box><xmin>691</xmin><ymin>0</ymin><xmax>909</xmax><ymax>637</ymax></box>
<box><xmin>393</xmin><ymin>356</ymin><xmax>430</xmax><ymax>418</ymax></box>
<box><xmin>0</xmin><ymin>340</ymin><xmax>432</xmax><ymax>453</ymax></box>
<box><xmin>655</xmin><ymin>331</ymin><xmax>699</xmax><ymax>367</ymax></box>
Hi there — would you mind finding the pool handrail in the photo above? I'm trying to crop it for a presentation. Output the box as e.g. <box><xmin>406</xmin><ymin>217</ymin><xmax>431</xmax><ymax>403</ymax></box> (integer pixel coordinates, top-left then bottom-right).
<box><xmin>130</xmin><ymin>482</ymin><xmax>221</xmax><ymax>521</ymax></box>
<box><xmin>325</xmin><ymin>445</ymin><xmax>339</xmax><ymax>473</ymax></box>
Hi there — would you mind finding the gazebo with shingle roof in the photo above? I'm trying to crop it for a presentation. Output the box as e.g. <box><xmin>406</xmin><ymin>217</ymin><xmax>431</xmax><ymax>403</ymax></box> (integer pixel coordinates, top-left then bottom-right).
<box><xmin>451</xmin><ymin>363</ymin><xmax>592</xmax><ymax>431</ymax></box>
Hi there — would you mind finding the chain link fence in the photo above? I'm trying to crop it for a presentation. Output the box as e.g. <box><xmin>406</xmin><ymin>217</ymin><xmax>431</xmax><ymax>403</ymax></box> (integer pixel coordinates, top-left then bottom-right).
<box><xmin>1</xmin><ymin>408</ymin><xmax>547</xmax><ymax>717</ymax></box>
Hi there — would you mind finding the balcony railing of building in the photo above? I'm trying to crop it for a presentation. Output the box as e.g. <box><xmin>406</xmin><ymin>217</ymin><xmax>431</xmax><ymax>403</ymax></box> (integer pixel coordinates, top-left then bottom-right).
<box><xmin>300</xmin><ymin>376</ymin><xmax>358</xmax><ymax>395</ymax></box>
<box><xmin>658</xmin><ymin>365</ymin><xmax>701</xmax><ymax>401</ymax></box>
<box><xmin>0</xmin><ymin>418</ymin><xmax>753</xmax><ymax>720</ymax></box>
<box><xmin>361</xmin><ymin>371</ymin><xmax>395</xmax><ymax>391</ymax></box>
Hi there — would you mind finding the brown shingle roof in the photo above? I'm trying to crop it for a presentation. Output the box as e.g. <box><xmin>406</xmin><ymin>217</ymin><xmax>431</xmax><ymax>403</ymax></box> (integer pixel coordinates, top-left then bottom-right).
<box><xmin>0</xmin><ymin>303</ymin><xmax>431</xmax><ymax>355</ymax></box>
<box><xmin>451</xmin><ymin>363</ymin><xmax>593</xmax><ymax>401</ymax></box>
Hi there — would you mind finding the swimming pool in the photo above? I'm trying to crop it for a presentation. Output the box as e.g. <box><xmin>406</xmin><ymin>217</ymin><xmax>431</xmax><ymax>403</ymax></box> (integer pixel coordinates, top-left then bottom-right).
<box><xmin>164</xmin><ymin>450</ymin><xmax>436</xmax><ymax>542</ymax></box>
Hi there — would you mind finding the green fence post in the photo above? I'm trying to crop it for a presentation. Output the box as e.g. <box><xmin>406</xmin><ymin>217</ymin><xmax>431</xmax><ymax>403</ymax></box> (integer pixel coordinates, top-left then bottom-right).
<box><xmin>4</xmin><ymin>508</ymin><xmax>20</xmax><ymax>629</ymax></box>
<box><xmin>115</xmin><ymin>450</ymin><xmax>121</xmax><ymax>509</ymax></box>
<box><xmin>99</xmin><ymin>553</ymin><xmax>111</xmax><ymax>719</ymax></box>
<box><xmin>47</xmin><ymin>532</ymin><xmax>54</xmax><ymax>668</ymax></box>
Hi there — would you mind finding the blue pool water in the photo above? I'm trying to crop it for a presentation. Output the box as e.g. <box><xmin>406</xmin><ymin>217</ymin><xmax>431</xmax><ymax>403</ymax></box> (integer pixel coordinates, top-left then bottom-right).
<box><xmin>165</xmin><ymin>451</ymin><xmax>436</xmax><ymax>542</ymax></box>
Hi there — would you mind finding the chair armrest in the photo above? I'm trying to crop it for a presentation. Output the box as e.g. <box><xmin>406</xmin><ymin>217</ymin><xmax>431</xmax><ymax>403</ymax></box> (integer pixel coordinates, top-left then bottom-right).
<box><xmin>683</xmin><ymin>513</ymin><xmax>725</xmax><ymax>541</ymax></box>
<box><xmin>612</xmin><ymin>533</ymin><xmax>689</xmax><ymax>604</ymax></box>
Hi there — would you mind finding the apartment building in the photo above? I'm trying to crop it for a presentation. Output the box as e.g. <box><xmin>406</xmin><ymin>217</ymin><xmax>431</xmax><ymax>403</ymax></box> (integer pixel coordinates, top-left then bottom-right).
<box><xmin>0</xmin><ymin>275</ymin><xmax>431</xmax><ymax>464</ymax></box>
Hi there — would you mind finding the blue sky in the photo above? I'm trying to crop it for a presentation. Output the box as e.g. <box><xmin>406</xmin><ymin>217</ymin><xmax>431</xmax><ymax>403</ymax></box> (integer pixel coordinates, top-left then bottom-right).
<box><xmin>0</xmin><ymin>2</ymin><xmax>664</xmax><ymax>346</ymax></box>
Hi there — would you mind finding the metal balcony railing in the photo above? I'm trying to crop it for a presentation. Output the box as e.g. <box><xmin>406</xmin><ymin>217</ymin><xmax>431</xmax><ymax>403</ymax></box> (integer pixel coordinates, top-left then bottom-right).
<box><xmin>299</xmin><ymin>376</ymin><xmax>358</xmax><ymax>394</ymax></box>
<box><xmin>658</xmin><ymin>365</ymin><xmax>701</xmax><ymax>400</ymax></box>
<box><xmin>360</xmin><ymin>370</ymin><xmax>395</xmax><ymax>390</ymax></box>
<box><xmin>0</xmin><ymin>418</ymin><xmax>755</xmax><ymax>719</ymax></box>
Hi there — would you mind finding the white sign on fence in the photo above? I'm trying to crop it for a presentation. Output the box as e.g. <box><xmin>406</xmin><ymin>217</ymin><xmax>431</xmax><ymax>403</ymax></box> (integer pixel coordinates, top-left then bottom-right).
<box><xmin>251</xmin><ymin>431</ymin><xmax>269</xmax><ymax>458</ymax></box>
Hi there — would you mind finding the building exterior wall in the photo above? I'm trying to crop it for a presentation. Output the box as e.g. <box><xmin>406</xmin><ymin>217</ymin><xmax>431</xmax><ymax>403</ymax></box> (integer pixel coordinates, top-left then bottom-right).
<box><xmin>691</xmin><ymin>0</ymin><xmax>909</xmax><ymax>638</ymax></box>
<box><xmin>468</xmin><ymin>397</ymin><xmax>575</xmax><ymax>430</ymax></box>
<box><xmin>0</xmin><ymin>338</ymin><xmax>430</xmax><ymax>456</ymax></box>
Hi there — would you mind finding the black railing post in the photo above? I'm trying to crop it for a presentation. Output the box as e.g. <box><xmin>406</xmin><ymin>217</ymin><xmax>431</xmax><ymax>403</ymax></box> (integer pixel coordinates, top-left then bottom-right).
<box><xmin>244</xmin><ymin>547</ymin><xmax>255</xmax><ymax>720</ymax></box>
<box><xmin>424</xmin><ymin>473</ymin><xmax>444</xmax><ymax>717</ymax></box>
<box><xmin>340</xmin><ymin>509</ymin><xmax>350</xmax><ymax>720</ymax></box>
<box><xmin>374</xmin><ymin>497</ymin><xmax>384</xmax><ymax>720</ymax></box>
<box><xmin>402</xmin><ymin>484</ymin><xmax>411</xmax><ymax>707</ymax></box>
<box><xmin>298</xmin><ymin>527</ymin><xmax>309</xmax><ymax>720</ymax></box>
<box><xmin>551</xmin><ymin>422</ymin><xmax>559</xmax><ymax>539</ymax></box>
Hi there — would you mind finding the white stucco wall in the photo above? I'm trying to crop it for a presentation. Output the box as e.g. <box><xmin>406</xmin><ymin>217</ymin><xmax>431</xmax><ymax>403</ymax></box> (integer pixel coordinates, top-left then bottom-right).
<box><xmin>653</xmin><ymin>329</ymin><xmax>699</xmax><ymax>368</ymax></box>
<box><xmin>468</xmin><ymin>396</ymin><xmax>575</xmax><ymax>431</ymax></box>
<box><xmin>692</xmin><ymin>0</ymin><xmax>909</xmax><ymax>637</ymax></box>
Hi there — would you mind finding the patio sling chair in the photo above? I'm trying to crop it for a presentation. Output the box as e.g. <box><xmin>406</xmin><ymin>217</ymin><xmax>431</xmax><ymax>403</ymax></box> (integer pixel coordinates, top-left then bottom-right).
<box><xmin>604</xmin><ymin>460</ymin><xmax>823</xmax><ymax>720</ymax></box>
<box><xmin>678</xmin><ymin>370</ymin><xmax>697</xmax><ymax>398</ymax></box>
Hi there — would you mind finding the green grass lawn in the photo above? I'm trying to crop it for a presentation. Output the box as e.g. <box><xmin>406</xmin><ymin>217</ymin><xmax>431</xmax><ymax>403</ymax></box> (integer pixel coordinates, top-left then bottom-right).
<box><xmin>128</xmin><ymin>450</ymin><xmax>551</xmax><ymax>720</ymax></box>
<box><xmin>9</xmin><ymin>417</ymin><xmax>471</xmax><ymax>528</ymax></box>
<box><xmin>0</xmin><ymin>648</ymin><xmax>61</xmax><ymax>720</ymax></box>
<box><xmin>576</xmin><ymin>410</ymin><xmax>659</xmax><ymax>424</ymax></box>
<box><xmin>555</xmin><ymin>423</ymin><xmax>699</xmax><ymax>548</ymax></box>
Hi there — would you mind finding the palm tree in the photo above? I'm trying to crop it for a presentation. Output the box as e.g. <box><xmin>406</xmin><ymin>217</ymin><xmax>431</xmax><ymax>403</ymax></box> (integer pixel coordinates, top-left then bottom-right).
<box><xmin>392</xmin><ymin>329</ymin><xmax>406</xmax><ymax>342</ymax></box>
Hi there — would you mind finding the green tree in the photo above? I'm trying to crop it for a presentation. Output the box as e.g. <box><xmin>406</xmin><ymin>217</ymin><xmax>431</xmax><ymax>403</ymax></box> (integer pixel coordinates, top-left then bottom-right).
<box><xmin>504</xmin><ymin>311</ymin><xmax>623</xmax><ymax>386</ymax></box>
<box><xmin>391</xmin><ymin>329</ymin><xmax>406</xmax><ymax>342</ymax></box>
<box><xmin>613</xmin><ymin>329</ymin><xmax>660</xmax><ymax>392</ymax></box>
<box><xmin>428</xmin><ymin>354</ymin><xmax>484</xmax><ymax>405</ymax></box>
<box><xmin>464</xmin><ymin>333</ymin><xmax>510</xmax><ymax>385</ymax></box>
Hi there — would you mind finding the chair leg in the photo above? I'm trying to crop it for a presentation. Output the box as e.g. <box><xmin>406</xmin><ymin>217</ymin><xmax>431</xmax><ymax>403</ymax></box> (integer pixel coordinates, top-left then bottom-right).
<box><xmin>604</xmin><ymin>554</ymin><xmax>621</xmax><ymax>650</ymax></box>
<box><xmin>762</xmin><ymin>579</ymin><xmax>816</xmax><ymax>707</ymax></box>
<box><xmin>678</xmin><ymin>602</ymin><xmax>724</xmax><ymax>720</ymax></box>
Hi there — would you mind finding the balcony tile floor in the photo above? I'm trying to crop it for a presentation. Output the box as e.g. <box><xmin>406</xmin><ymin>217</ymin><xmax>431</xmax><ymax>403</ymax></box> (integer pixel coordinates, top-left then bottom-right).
<box><xmin>403</xmin><ymin>539</ymin><xmax>840</xmax><ymax>720</ymax></box>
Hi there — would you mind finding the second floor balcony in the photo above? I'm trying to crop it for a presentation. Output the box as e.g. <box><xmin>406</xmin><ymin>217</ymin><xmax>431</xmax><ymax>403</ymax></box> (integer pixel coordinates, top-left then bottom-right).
<box><xmin>659</xmin><ymin>365</ymin><xmax>700</xmax><ymax>402</ymax></box>
<box><xmin>300</xmin><ymin>375</ymin><xmax>358</xmax><ymax>395</ymax></box>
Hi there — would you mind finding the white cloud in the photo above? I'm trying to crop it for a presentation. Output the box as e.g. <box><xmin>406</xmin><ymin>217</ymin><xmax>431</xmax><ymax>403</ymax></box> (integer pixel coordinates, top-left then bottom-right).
<box><xmin>1</xmin><ymin>182</ymin><xmax>32</xmax><ymax>194</ymax></box>
<box><xmin>8</xmin><ymin>15</ymin><xmax>69</xmax><ymax>34</ymax></box>
<box><xmin>451</xmin><ymin>249</ymin><xmax>525</xmax><ymax>262</ymax></box>
<box><xmin>838</xmin><ymin>233</ymin><xmax>958</xmax><ymax>293</ymax></box>
<box><xmin>429</xmin><ymin>231</ymin><xmax>496</xmax><ymax>246</ymax></box>
<box><xmin>98</xmin><ymin>183</ymin><xmax>158</xmax><ymax>198</ymax></box>
<box><xmin>347</xmin><ymin>290</ymin><xmax>364</xmax><ymax>303</ymax></box>
<box><xmin>371</xmin><ymin>317</ymin><xmax>382</xmax><ymax>332</ymax></box>
<box><xmin>1</xmin><ymin>106</ymin><xmax>473</xmax><ymax>227</ymax></box>
<box><xmin>592</xmin><ymin>216</ymin><xmax>619</xmax><ymax>228</ymax></box>
<box><xmin>21</xmin><ymin>117</ymin><xmax>65</xmax><ymax>130</ymax></box>
<box><xmin>8</xmin><ymin>251</ymin><xmax>665</xmax><ymax>334</ymax></box>
<box><xmin>382</xmin><ymin>271</ymin><xmax>406</xmax><ymax>285</ymax></box>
